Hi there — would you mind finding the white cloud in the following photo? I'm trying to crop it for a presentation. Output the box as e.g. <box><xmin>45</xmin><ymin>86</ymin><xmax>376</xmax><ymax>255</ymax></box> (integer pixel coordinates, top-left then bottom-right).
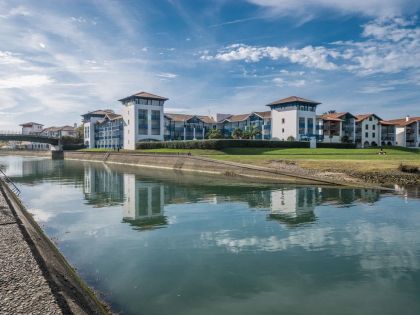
<box><xmin>202</xmin><ymin>44</ymin><xmax>338</xmax><ymax>70</ymax></box>
<box><xmin>156</xmin><ymin>72</ymin><xmax>178</xmax><ymax>79</ymax></box>
<box><xmin>0</xmin><ymin>51</ymin><xmax>25</xmax><ymax>65</ymax></box>
<box><xmin>202</xmin><ymin>17</ymin><xmax>420</xmax><ymax>76</ymax></box>
<box><xmin>0</xmin><ymin>75</ymin><xmax>54</xmax><ymax>89</ymax></box>
<box><xmin>246</xmin><ymin>0</ymin><xmax>420</xmax><ymax>17</ymax></box>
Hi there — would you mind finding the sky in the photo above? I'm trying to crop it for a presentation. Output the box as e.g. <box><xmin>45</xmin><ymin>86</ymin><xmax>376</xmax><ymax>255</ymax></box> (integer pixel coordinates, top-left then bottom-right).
<box><xmin>0</xmin><ymin>0</ymin><xmax>420</xmax><ymax>130</ymax></box>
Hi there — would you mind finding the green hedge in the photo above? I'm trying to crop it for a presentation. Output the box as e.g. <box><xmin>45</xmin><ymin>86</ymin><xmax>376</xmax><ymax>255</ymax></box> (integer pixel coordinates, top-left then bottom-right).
<box><xmin>63</xmin><ymin>143</ymin><xmax>85</xmax><ymax>150</ymax></box>
<box><xmin>137</xmin><ymin>139</ymin><xmax>309</xmax><ymax>150</ymax></box>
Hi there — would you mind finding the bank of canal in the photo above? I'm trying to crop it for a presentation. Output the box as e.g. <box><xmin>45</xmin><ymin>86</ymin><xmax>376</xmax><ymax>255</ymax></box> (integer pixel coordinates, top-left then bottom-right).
<box><xmin>1</xmin><ymin>155</ymin><xmax>420</xmax><ymax>315</ymax></box>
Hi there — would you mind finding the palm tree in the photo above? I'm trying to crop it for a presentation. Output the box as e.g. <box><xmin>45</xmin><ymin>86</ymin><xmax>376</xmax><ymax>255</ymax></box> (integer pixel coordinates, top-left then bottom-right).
<box><xmin>206</xmin><ymin>129</ymin><xmax>224</xmax><ymax>139</ymax></box>
<box><xmin>231</xmin><ymin>128</ymin><xmax>243</xmax><ymax>139</ymax></box>
<box><xmin>244</xmin><ymin>125</ymin><xmax>261</xmax><ymax>140</ymax></box>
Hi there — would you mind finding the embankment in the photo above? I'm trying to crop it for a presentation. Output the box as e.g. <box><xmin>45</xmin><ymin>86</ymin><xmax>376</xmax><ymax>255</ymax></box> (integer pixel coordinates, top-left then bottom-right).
<box><xmin>0</xmin><ymin>180</ymin><xmax>111</xmax><ymax>315</ymax></box>
<box><xmin>64</xmin><ymin>151</ymin><xmax>348</xmax><ymax>186</ymax></box>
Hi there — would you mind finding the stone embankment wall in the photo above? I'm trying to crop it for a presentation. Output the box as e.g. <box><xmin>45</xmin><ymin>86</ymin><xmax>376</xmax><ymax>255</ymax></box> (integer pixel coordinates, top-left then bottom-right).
<box><xmin>64</xmin><ymin>151</ymin><xmax>341</xmax><ymax>186</ymax></box>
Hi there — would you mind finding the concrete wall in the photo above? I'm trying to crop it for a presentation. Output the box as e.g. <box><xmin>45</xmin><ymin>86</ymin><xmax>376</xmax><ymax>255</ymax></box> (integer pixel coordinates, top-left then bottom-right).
<box><xmin>271</xmin><ymin>109</ymin><xmax>297</xmax><ymax>140</ymax></box>
<box><xmin>63</xmin><ymin>151</ymin><xmax>341</xmax><ymax>186</ymax></box>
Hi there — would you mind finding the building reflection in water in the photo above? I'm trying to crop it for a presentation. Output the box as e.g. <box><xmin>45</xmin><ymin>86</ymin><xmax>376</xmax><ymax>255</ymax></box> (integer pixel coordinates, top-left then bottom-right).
<box><xmin>80</xmin><ymin>165</ymin><xmax>385</xmax><ymax>230</ymax></box>
<box><xmin>122</xmin><ymin>174</ymin><xmax>167</xmax><ymax>230</ymax></box>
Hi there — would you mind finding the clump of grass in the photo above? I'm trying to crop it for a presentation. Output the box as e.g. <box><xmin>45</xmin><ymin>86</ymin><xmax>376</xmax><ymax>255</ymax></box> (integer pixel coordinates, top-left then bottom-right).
<box><xmin>398</xmin><ymin>163</ymin><xmax>419</xmax><ymax>173</ymax></box>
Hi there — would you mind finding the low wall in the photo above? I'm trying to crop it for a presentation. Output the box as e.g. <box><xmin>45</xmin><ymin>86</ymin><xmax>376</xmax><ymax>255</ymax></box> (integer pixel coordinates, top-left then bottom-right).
<box><xmin>0</xmin><ymin>150</ymin><xmax>50</xmax><ymax>157</ymax></box>
<box><xmin>64</xmin><ymin>151</ymin><xmax>344</xmax><ymax>186</ymax></box>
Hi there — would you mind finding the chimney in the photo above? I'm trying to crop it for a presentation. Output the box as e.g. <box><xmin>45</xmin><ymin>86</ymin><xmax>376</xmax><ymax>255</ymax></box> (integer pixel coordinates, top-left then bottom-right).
<box><xmin>406</xmin><ymin>115</ymin><xmax>410</xmax><ymax>122</ymax></box>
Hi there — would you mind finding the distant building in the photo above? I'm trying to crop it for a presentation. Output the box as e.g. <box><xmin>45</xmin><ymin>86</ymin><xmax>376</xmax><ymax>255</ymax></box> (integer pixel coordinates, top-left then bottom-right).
<box><xmin>317</xmin><ymin>112</ymin><xmax>356</xmax><ymax>143</ymax></box>
<box><xmin>19</xmin><ymin>122</ymin><xmax>49</xmax><ymax>150</ymax></box>
<box><xmin>355</xmin><ymin>114</ymin><xmax>382</xmax><ymax>148</ymax></box>
<box><xmin>42</xmin><ymin>125</ymin><xmax>78</xmax><ymax>138</ymax></box>
<box><xmin>218</xmin><ymin>111</ymin><xmax>271</xmax><ymax>139</ymax></box>
<box><xmin>384</xmin><ymin>116</ymin><xmax>420</xmax><ymax>147</ymax></box>
<box><xmin>267</xmin><ymin>96</ymin><xmax>320</xmax><ymax>141</ymax></box>
<box><xmin>82</xmin><ymin>109</ymin><xmax>115</xmax><ymax>148</ymax></box>
<box><xmin>94</xmin><ymin>113</ymin><xmax>124</xmax><ymax>149</ymax></box>
<box><xmin>119</xmin><ymin>92</ymin><xmax>168</xmax><ymax>150</ymax></box>
<box><xmin>379</xmin><ymin>121</ymin><xmax>397</xmax><ymax>146</ymax></box>
<box><xmin>164</xmin><ymin>114</ymin><xmax>217</xmax><ymax>141</ymax></box>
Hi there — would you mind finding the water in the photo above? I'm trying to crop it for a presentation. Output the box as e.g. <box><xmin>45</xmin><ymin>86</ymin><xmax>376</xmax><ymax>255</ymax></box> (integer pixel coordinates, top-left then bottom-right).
<box><xmin>1</xmin><ymin>155</ymin><xmax>420</xmax><ymax>315</ymax></box>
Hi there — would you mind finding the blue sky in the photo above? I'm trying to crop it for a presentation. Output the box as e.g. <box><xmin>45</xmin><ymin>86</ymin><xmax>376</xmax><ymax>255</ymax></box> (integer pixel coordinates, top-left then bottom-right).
<box><xmin>0</xmin><ymin>0</ymin><xmax>419</xmax><ymax>129</ymax></box>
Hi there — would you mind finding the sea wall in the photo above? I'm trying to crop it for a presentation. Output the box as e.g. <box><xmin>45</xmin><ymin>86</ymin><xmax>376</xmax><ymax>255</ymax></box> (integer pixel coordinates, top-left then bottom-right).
<box><xmin>64</xmin><ymin>151</ymin><xmax>343</xmax><ymax>186</ymax></box>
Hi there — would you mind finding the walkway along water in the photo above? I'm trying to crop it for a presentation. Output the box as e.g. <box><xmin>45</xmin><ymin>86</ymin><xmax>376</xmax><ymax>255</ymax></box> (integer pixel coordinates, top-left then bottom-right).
<box><xmin>0</xmin><ymin>176</ymin><xmax>110</xmax><ymax>314</ymax></box>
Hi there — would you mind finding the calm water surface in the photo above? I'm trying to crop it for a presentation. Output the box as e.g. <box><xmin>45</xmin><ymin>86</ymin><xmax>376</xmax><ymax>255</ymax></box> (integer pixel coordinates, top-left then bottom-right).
<box><xmin>1</xmin><ymin>155</ymin><xmax>420</xmax><ymax>315</ymax></box>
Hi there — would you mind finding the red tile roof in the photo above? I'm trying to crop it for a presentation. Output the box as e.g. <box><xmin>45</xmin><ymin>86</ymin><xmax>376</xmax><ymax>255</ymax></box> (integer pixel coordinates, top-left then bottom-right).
<box><xmin>383</xmin><ymin>117</ymin><xmax>420</xmax><ymax>127</ymax></box>
<box><xmin>165</xmin><ymin>113</ymin><xmax>216</xmax><ymax>124</ymax></box>
<box><xmin>267</xmin><ymin>96</ymin><xmax>321</xmax><ymax>106</ymax></box>
<box><xmin>355</xmin><ymin>113</ymin><xmax>382</xmax><ymax>122</ymax></box>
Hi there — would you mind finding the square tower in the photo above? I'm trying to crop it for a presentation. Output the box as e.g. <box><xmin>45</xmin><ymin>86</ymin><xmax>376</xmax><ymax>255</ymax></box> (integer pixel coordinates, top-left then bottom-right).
<box><xmin>119</xmin><ymin>91</ymin><xmax>168</xmax><ymax>150</ymax></box>
<box><xmin>266</xmin><ymin>96</ymin><xmax>320</xmax><ymax>141</ymax></box>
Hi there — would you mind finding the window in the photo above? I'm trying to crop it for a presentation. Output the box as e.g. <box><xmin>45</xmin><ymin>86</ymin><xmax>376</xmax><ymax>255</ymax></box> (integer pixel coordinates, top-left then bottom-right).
<box><xmin>369</xmin><ymin>116</ymin><xmax>373</xmax><ymax>121</ymax></box>
<box><xmin>138</xmin><ymin>109</ymin><xmax>148</xmax><ymax>135</ymax></box>
<box><xmin>372</xmin><ymin>125</ymin><xmax>376</xmax><ymax>130</ymax></box>
<box><xmin>372</xmin><ymin>132</ymin><xmax>376</xmax><ymax>138</ymax></box>
<box><xmin>365</xmin><ymin>132</ymin><xmax>368</xmax><ymax>138</ymax></box>
<box><xmin>365</xmin><ymin>124</ymin><xmax>369</xmax><ymax>130</ymax></box>
<box><xmin>151</xmin><ymin>110</ymin><xmax>161</xmax><ymax>135</ymax></box>
<box><xmin>282</xmin><ymin>128</ymin><xmax>284</xmax><ymax>133</ymax></box>
<box><xmin>307</xmin><ymin>118</ymin><xmax>314</xmax><ymax>134</ymax></box>
<box><xmin>282</xmin><ymin>118</ymin><xmax>285</xmax><ymax>124</ymax></box>
<box><xmin>299</xmin><ymin>117</ymin><xmax>305</xmax><ymax>135</ymax></box>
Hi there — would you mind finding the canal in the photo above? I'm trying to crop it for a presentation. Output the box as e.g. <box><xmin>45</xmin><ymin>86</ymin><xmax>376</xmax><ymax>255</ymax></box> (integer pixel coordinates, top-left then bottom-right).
<box><xmin>1</xmin><ymin>155</ymin><xmax>420</xmax><ymax>315</ymax></box>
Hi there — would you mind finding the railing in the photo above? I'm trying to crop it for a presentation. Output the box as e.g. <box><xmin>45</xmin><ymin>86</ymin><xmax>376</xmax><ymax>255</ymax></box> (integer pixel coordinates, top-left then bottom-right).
<box><xmin>0</xmin><ymin>168</ymin><xmax>21</xmax><ymax>196</ymax></box>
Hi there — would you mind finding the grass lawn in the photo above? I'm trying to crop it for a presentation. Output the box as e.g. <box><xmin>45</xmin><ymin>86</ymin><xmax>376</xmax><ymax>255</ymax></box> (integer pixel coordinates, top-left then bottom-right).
<box><xmin>137</xmin><ymin>147</ymin><xmax>420</xmax><ymax>172</ymax></box>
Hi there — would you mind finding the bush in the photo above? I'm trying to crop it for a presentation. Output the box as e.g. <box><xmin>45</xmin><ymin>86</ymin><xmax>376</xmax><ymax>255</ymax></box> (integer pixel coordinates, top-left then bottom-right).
<box><xmin>398</xmin><ymin>163</ymin><xmax>419</xmax><ymax>173</ymax></box>
<box><xmin>137</xmin><ymin>139</ymin><xmax>309</xmax><ymax>150</ymax></box>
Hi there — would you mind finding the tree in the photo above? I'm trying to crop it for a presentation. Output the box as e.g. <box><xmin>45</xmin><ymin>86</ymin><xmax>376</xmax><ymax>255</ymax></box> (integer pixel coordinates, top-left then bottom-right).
<box><xmin>243</xmin><ymin>125</ymin><xmax>261</xmax><ymax>140</ymax></box>
<box><xmin>75</xmin><ymin>125</ymin><xmax>84</xmax><ymax>141</ymax></box>
<box><xmin>207</xmin><ymin>129</ymin><xmax>224</xmax><ymax>139</ymax></box>
<box><xmin>231</xmin><ymin>128</ymin><xmax>243</xmax><ymax>139</ymax></box>
<box><xmin>341</xmin><ymin>135</ymin><xmax>350</xmax><ymax>143</ymax></box>
<box><xmin>287</xmin><ymin>135</ymin><xmax>295</xmax><ymax>141</ymax></box>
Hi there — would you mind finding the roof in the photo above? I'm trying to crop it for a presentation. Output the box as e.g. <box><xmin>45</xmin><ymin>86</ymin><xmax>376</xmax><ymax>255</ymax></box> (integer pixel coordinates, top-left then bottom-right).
<box><xmin>267</xmin><ymin>96</ymin><xmax>321</xmax><ymax>107</ymax></box>
<box><xmin>118</xmin><ymin>91</ymin><xmax>168</xmax><ymax>102</ymax></box>
<box><xmin>355</xmin><ymin>113</ymin><xmax>382</xmax><ymax>122</ymax></box>
<box><xmin>19</xmin><ymin>122</ymin><xmax>44</xmax><ymax>127</ymax></box>
<box><xmin>82</xmin><ymin>109</ymin><xmax>114</xmax><ymax>117</ymax></box>
<box><xmin>383</xmin><ymin>116</ymin><xmax>420</xmax><ymax>127</ymax></box>
<box><xmin>105</xmin><ymin>113</ymin><xmax>122</xmax><ymax>121</ymax></box>
<box><xmin>319</xmin><ymin>112</ymin><xmax>349</xmax><ymax>121</ymax></box>
<box><xmin>165</xmin><ymin>113</ymin><xmax>216</xmax><ymax>124</ymax></box>
<box><xmin>220</xmin><ymin>111</ymin><xmax>272</xmax><ymax>123</ymax></box>
<box><xmin>43</xmin><ymin>126</ymin><xmax>76</xmax><ymax>132</ymax></box>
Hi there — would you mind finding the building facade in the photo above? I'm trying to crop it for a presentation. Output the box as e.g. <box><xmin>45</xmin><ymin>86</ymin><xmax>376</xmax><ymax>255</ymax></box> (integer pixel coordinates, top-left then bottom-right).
<box><xmin>82</xmin><ymin>110</ymin><xmax>115</xmax><ymax>148</ymax></box>
<box><xmin>120</xmin><ymin>92</ymin><xmax>168</xmax><ymax>150</ymax></box>
<box><xmin>385</xmin><ymin>116</ymin><xmax>420</xmax><ymax>148</ymax></box>
<box><xmin>355</xmin><ymin>114</ymin><xmax>382</xmax><ymax>148</ymax></box>
<box><xmin>318</xmin><ymin>112</ymin><xmax>356</xmax><ymax>143</ymax></box>
<box><xmin>267</xmin><ymin>96</ymin><xmax>320</xmax><ymax>141</ymax></box>
<box><xmin>218</xmin><ymin>111</ymin><xmax>271</xmax><ymax>139</ymax></box>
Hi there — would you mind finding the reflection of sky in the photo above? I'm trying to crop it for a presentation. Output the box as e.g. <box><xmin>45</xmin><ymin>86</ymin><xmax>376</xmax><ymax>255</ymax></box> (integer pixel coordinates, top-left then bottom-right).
<box><xmin>1</xmin><ymin>156</ymin><xmax>420</xmax><ymax>315</ymax></box>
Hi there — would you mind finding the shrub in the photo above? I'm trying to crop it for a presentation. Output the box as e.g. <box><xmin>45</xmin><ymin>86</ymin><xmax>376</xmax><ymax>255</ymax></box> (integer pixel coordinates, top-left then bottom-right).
<box><xmin>398</xmin><ymin>163</ymin><xmax>419</xmax><ymax>173</ymax></box>
<box><xmin>137</xmin><ymin>139</ymin><xmax>309</xmax><ymax>150</ymax></box>
<box><xmin>207</xmin><ymin>129</ymin><xmax>224</xmax><ymax>139</ymax></box>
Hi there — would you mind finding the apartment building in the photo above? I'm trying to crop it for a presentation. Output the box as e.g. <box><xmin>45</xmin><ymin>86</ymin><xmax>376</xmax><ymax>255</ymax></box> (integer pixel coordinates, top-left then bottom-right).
<box><xmin>267</xmin><ymin>96</ymin><xmax>320</xmax><ymax>141</ymax></box>
<box><xmin>384</xmin><ymin>116</ymin><xmax>420</xmax><ymax>148</ymax></box>
<box><xmin>164</xmin><ymin>114</ymin><xmax>217</xmax><ymax>141</ymax></box>
<box><xmin>19</xmin><ymin>122</ymin><xmax>49</xmax><ymax>150</ymax></box>
<box><xmin>42</xmin><ymin>125</ymin><xmax>78</xmax><ymax>138</ymax></box>
<box><xmin>218</xmin><ymin>111</ymin><xmax>271</xmax><ymax>139</ymax></box>
<box><xmin>120</xmin><ymin>92</ymin><xmax>168</xmax><ymax>150</ymax></box>
<box><xmin>317</xmin><ymin>112</ymin><xmax>356</xmax><ymax>143</ymax></box>
<box><xmin>355</xmin><ymin>114</ymin><xmax>382</xmax><ymax>148</ymax></box>
<box><xmin>82</xmin><ymin>109</ymin><xmax>115</xmax><ymax>148</ymax></box>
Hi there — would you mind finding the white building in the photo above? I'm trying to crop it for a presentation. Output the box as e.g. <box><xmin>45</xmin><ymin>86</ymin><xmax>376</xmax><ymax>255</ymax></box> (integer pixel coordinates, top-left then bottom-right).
<box><xmin>317</xmin><ymin>112</ymin><xmax>356</xmax><ymax>143</ymax></box>
<box><xmin>266</xmin><ymin>96</ymin><xmax>320</xmax><ymax>141</ymax></box>
<box><xmin>19</xmin><ymin>122</ymin><xmax>49</xmax><ymax>150</ymax></box>
<box><xmin>355</xmin><ymin>114</ymin><xmax>382</xmax><ymax>148</ymax></box>
<box><xmin>119</xmin><ymin>92</ymin><xmax>168</xmax><ymax>150</ymax></box>
<box><xmin>390</xmin><ymin>116</ymin><xmax>420</xmax><ymax>148</ymax></box>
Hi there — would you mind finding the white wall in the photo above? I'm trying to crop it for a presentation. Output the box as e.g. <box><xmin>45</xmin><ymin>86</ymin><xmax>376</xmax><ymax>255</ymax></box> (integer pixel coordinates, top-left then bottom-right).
<box><xmin>271</xmin><ymin>109</ymin><xmax>298</xmax><ymax>140</ymax></box>
<box><xmin>359</xmin><ymin>116</ymin><xmax>381</xmax><ymax>147</ymax></box>
<box><xmin>395</xmin><ymin>127</ymin><xmax>406</xmax><ymax>147</ymax></box>
<box><xmin>123</xmin><ymin>102</ymin><xmax>164</xmax><ymax>150</ymax></box>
